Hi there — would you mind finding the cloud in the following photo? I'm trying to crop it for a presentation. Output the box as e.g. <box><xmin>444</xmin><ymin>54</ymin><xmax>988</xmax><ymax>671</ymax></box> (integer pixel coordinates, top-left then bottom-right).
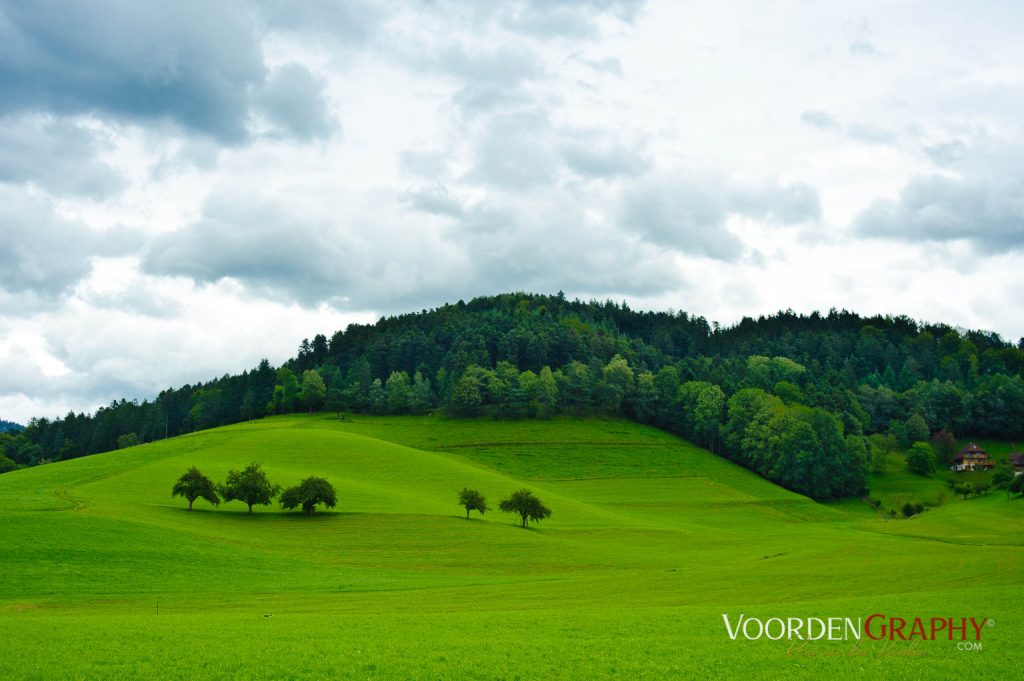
<box><xmin>854</xmin><ymin>170</ymin><xmax>1024</xmax><ymax>252</ymax></box>
<box><xmin>143</xmin><ymin>195</ymin><xmax>365</xmax><ymax>306</ymax></box>
<box><xmin>402</xmin><ymin>184</ymin><xmax>464</xmax><ymax>217</ymax></box>
<box><xmin>801</xmin><ymin>110</ymin><xmax>897</xmax><ymax>147</ymax></box>
<box><xmin>498</xmin><ymin>0</ymin><xmax>644</xmax><ymax>38</ymax></box>
<box><xmin>0</xmin><ymin>187</ymin><xmax>142</xmax><ymax>296</ymax></box>
<box><xmin>0</xmin><ymin>115</ymin><xmax>127</xmax><ymax>197</ymax></box>
<box><xmin>923</xmin><ymin>139</ymin><xmax>968</xmax><ymax>165</ymax></box>
<box><xmin>849</xmin><ymin>40</ymin><xmax>879</xmax><ymax>56</ymax></box>
<box><xmin>561</xmin><ymin>138</ymin><xmax>650</xmax><ymax>178</ymax></box>
<box><xmin>255</xmin><ymin>63</ymin><xmax>337</xmax><ymax>141</ymax></box>
<box><xmin>801</xmin><ymin>110</ymin><xmax>838</xmax><ymax>130</ymax></box>
<box><xmin>468</xmin><ymin>111</ymin><xmax>559</xmax><ymax>189</ymax></box>
<box><xmin>619</xmin><ymin>174</ymin><xmax>821</xmax><ymax>261</ymax></box>
<box><xmin>0</xmin><ymin>1</ymin><xmax>267</xmax><ymax>143</ymax></box>
<box><xmin>728</xmin><ymin>179</ymin><xmax>822</xmax><ymax>225</ymax></box>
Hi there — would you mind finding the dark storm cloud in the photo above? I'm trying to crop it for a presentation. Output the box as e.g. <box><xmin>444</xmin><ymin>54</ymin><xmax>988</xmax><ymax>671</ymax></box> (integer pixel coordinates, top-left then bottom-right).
<box><xmin>0</xmin><ymin>0</ymin><xmax>350</xmax><ymax>145</ymax></box>
<box><xmin>0</xmin><ymin>1</ymin><xmax>265</xmax><ymax>143</ymax></box>
<box><xmin>0</xmin><ymin>187</ymin><xmax>142</xmax><ymax>296</ymax></box>
<box><xmin>0</xmin><ymin>116</ymin><xmax>126</xmax><ymax>197</ymax></box>
<box><xmin>854</xmin><ymin>170</ymin><xmax>1024</xmax><ymax>252</ymax></box>
<box><xmin>619</xmin><ymin>175</ymin><xmax>821</xmax><ymax>261</ymax></box>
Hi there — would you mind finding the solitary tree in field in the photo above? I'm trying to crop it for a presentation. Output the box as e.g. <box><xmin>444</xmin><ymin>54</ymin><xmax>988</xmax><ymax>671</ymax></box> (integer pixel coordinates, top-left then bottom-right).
<box><xmin>171</xmin><ymin>466</ymin><xmax>220</xmax><ymax>510</ymax></box>
<box><xmin>221</xmin><ymin>462</ymin><xmax>280</xmax><ymax>513</ymax></box>
<box><xmin>280</xmin><ymin>476</ymin><xmax>337</xmax><ymax>514</ymax></box>
<box><xmin>457</xmin><ymin>488</ymin><xmax>488</xmax><ymax>519</ymax></box>
<box><xmin>499</xmin><ymin>488</ymin><xmax>551</xmax><ymax>528</ymax></box>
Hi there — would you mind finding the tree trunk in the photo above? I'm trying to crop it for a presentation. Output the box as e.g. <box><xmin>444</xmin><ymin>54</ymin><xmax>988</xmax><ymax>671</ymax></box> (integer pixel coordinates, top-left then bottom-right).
<box><xmin>466</xmin><ymin>507</ymin><xmax>470</xmax><ymax>519</ymax></box>
<box><xmin>188</xmin><ymin>499</ymin><xmax>194</xmax><ymax>511</ymax></box>
<box><xmin>248</xmin><ymin>503</ymin><xmax>253</xmax><ymax>513</ymax></box>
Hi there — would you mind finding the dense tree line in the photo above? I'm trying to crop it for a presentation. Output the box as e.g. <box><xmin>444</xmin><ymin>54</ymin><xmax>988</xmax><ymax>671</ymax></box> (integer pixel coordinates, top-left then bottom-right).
<box><xmin>10</xmin><ymin>293</ymin><xmax>1024</xmax><ymax>499</ymax></box>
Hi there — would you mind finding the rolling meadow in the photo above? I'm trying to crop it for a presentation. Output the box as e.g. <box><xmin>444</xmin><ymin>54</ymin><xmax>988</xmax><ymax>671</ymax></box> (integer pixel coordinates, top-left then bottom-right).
<box><xmin>0</xmin><ymin>415</ymin><xmax>1020</xmax><ymax>679</ymax></box>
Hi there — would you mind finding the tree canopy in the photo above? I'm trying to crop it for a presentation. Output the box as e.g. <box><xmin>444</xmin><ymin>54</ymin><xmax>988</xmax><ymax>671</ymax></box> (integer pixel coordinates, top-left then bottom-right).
<box><xmin>499</xmin><ymin>489</ymin><xmax>551</xmax><ymax>528</ymax></box>
<box><xmin>280</xmin><ymin>476</ymin><xmax>337</xmax><ymax>514</ymax></box>
<box><xmin>221</xmin><ymin>462</ymin><xmax>280</xmax><ymax>513</ymax></box>
<box><xmin>457</xmin><ymin>488</ymin><xmax>488</xmax><ymax>519</ymax></box>
<box><xmin>171</xmin><ymin>466</ymin><xmax>220</xmax><ymax>510</ymax></box>
<box><xmin>905</xmin><ymin>441</ymin><xmax>936</xmax><ymax>476</ymax></box>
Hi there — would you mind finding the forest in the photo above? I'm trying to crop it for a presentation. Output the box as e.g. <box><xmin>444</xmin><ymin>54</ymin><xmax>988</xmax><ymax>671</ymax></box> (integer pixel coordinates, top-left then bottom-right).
<box><xmin>3</xmin><ymin>292</ymin><xmax>1023</xmax><ymax>499</ymax></box>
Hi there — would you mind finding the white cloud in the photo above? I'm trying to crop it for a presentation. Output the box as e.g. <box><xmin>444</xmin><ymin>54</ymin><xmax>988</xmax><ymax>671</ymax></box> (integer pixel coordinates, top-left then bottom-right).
<box><xmin>4</xmin><ymin>0</ymin><xmax>1024</xmax><ymax>422</ymax></box>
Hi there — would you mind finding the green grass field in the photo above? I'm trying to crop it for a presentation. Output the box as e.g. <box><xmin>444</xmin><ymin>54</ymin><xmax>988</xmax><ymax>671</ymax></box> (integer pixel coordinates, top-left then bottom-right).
<box><xmin>1</xmin><ymin>415</ymin><xmax>1021</xmax><ymax>679</ymax></box>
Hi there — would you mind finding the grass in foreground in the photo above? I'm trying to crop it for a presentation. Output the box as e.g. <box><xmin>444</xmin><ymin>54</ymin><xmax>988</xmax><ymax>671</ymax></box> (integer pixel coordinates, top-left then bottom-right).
<box><xmin>0</xmin><ymin>414</ymin><xmax>1021</xmax><ymax>679</ymax></box>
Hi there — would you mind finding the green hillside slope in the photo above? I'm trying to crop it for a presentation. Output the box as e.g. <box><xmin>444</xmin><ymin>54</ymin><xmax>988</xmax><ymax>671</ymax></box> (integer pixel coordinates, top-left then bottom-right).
<box><xmin>1</xmin><ymin>415</ymin><xmax>1020</xmax><ymax>679</ymax></box>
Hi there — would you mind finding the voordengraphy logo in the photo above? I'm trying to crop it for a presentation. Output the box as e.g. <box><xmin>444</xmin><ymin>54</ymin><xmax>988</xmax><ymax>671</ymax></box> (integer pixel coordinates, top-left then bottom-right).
<box><xmin>722</xmin><ymin>614</ymin><xmax>989</xmax><ymax>643</ymax></box>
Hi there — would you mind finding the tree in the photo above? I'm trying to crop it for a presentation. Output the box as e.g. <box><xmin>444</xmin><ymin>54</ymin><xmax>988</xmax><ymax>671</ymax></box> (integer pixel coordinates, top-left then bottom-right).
<box><xmin>903</xmin><ymin>413</ymin><xmax>930</xmax><ymax>448</ymax></box>
<box><xmin>449</xmin><ymin>368</ymin><xmax>484</xmax><ymax>416</ymax></box>
<box><xmin>499</xmin><ymin>488</ymin><xmax>551</xmax><ymax>528</ymax></box>
<box><xmin>930</xmin><ymin>429</ymin><xmax>958</xmax><ymax>465</ymax></box>
<box><xmin>1010</xmin><ymin>473</ymin><xmax>1024</xmax><ymax>498</ymax></box>
<box><xmin>992</xmin><ymin>460</ymin><xmax>1016</xmax><ymax>499</ymax></box>
<box><xmin>905</xmin><ymin>441</ymin><xmax>936</xmax><ymax>475</ymax></box>
<box><xmin>299</xmin><ymin>369</ymin><xmax>326</xmax><ymax>413</ymax></box>
<box><xmin>410</xmin><ymin>371</ymin><xmax>436</xmax><ymax>414</ymax></box>
<box><xmin>221</xmin><ymin>462</ymin><xmax>280</xmax><ymax>513</ymax></box>
<box><xmin>325</xmin><ymin>387</ymin><xmax>344</xmax><ymax>419</ymax></box>
<box><xmin>276</xmin><ymin>367</ymin><xmax>300</xmax><ymax>412</ymax></box>
<box><xmin>368</xmin><ymin>378</ymin><xmax>387</xmax><ymax>415</ymax></box>
<box><xmin>385</xmin><ymin>371</ymin><xmax>412</xmax><ymax>413</ymax></box>
<box><xmin>116</xmin><ymin>432</ymin><xmax>140</xmax><ymax>449</ymax></box>
<box><xmin>0</xmin><ymin>453</ymin><xmax>17</xmax><ymax>473</ymax></box>
<box><xmin>457</xmin><ymin>487</ymin><xmax>489</xmax><ymax>519</ymax></box>
<box><xmin>171</xmin><ymin>466</ymin><xmax>220</xmax><ymax>511</ymax></box>
<box><xmin>280</xmin><ymin>476</ymin><xmax>337</xmax><ymax>514</ymax></box>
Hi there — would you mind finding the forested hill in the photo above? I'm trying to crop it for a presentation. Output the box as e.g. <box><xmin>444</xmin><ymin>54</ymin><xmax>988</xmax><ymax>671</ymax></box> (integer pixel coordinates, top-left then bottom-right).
<box><xmin>0</xmin><ymin>419</ymin><xmax>23</xmax><ymax>434</ymax></box>
<box><xmin>4</xmin><ymin>292</ymin><xmax>1023</xmax><ymax>499</ymax></box>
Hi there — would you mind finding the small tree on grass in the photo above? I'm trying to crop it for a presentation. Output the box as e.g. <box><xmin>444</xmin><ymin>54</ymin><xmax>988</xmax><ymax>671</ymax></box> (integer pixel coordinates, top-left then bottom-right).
<box><xmin>280</xmin><ymin>476</ymin><xmax>337</xmax><ymax>514</ymax></box>
<box><xmin>171</xmin><ymin>466</ymin><xmax>220</xmax><ymax>511</ymax></box>
<box><xmin>457</xmin><ymin>488</ymin><xmax>488</xmax><ymax>519</ymax></box>
<box><xmin>1010</xmin><ymin>474</ymin><xmax>1024</xmax><ymax>498</ymax></box>
<box><xmin>221</xmin><ymin>462</ymin><xmax>280</xmax><ymax>513</ymax></box>
<box><xmin>499</xmin><ymin>488</ymin><xmax>551</xmax><ymax>528</ymax></box>
<box><xmin>905</xmin><ymin>442</ymin><xmax>935</xmax><ymax>476</ymax></box>
<box><xmin>992</xmin><ymin>461</ymin><xmax>1016</xmax><ymax>499</ymax></box>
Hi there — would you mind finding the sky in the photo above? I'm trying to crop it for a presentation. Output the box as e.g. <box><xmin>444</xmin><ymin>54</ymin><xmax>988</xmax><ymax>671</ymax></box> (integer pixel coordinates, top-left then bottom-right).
<box><xmin>2</xmin><ymin>0</ymin><xmax>1023</xmax><ymax>424</ymax></box>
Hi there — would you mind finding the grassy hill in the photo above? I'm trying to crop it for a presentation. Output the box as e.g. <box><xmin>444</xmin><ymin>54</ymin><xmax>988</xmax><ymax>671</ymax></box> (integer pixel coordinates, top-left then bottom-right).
<box><xmin>1</xmin><ymin>415</ymin><xmax>1021</xmax><ymax>679</ymax></box>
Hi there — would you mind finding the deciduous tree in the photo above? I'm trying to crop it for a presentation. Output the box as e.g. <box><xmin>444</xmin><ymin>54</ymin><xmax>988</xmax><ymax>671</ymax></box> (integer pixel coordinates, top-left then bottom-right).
<box><xmin>457</xmin><ymin>487</ymin><xmax>488</xmax><ymax>519</ymax></box>
<box><xmin>906</xmin><ymin>441</ymin><xmax>936</xmax><ymax>476</ymax></box>
<box><xmin>221</xmin><ymin>462</ymin><xmax>280</xmax><ymax>513</ymax></box>
<box><xmin>171</xmin><ymin>466</ymin><xmax>220</xmax><ymax>511</ymax></box>
<box><xmin>280</xmin><ymin>476</ymin><xmax>337</xmax><ymax>514</ymax></box>
<box><xmin>499</xmin><ymin>488</ymin><xmax>551</xmax><ymax>528</ymax></box>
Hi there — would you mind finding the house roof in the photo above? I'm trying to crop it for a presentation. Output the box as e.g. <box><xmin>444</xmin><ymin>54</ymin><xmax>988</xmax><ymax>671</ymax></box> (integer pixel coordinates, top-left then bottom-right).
<box><xmin>952</xmin><ymin>443</ymin><xmax>988</xmax><ymax>463</ymax></box>
<box><xmin>1010</xmin><ymin>452</ymin><xmax>1024</xmax><ymax>466</ymax></box>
